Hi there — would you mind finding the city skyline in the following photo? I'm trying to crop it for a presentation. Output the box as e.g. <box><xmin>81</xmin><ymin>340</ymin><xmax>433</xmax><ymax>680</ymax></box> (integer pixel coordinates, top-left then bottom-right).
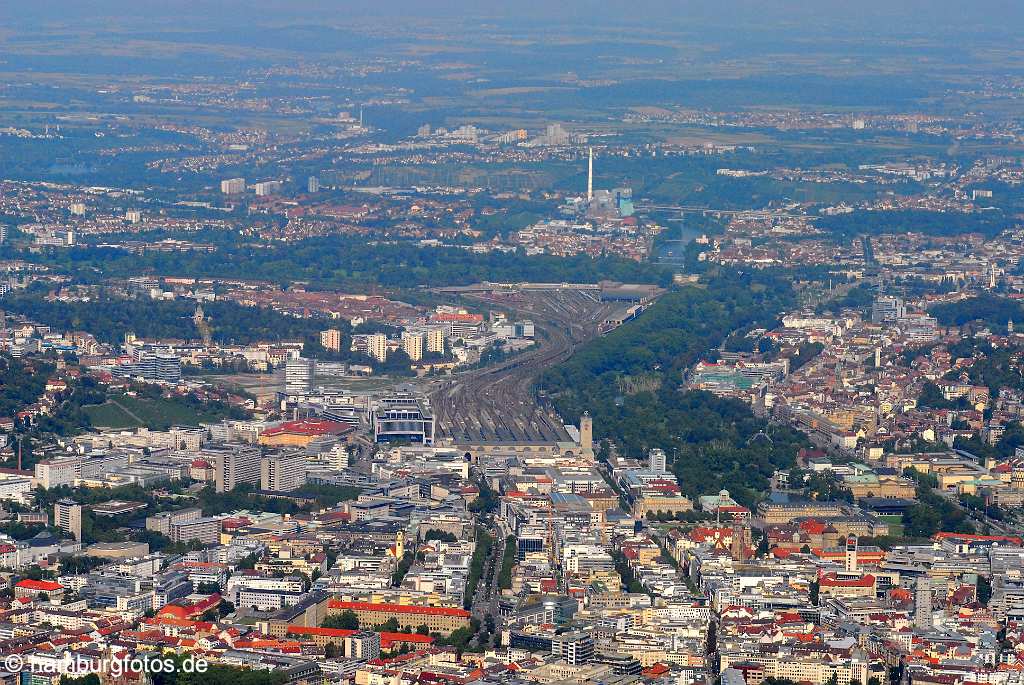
<box><xmin>0</xmin><ymin>3</ymin><xmax>1023</xmax><ymax>685</ymax></box>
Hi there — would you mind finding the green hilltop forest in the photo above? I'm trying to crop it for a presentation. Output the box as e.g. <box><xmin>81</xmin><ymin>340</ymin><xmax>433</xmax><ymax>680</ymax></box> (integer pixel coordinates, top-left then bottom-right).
<box><xmin>539</xmin><ymin>270</ymin><xmax>810</xmax><ymax>507</ymax></box>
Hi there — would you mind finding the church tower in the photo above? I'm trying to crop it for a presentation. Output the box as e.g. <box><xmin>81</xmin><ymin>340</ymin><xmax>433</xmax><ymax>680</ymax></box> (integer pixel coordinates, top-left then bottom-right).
<box><xmin>580</xmin><ymin>412</ymin><xmax>594</xmax><ymax>458</ymax></box>
<box><xmin>395</xmin><ymin>530</ymin><xmax>406</xmax><ymax>559</ymax></box>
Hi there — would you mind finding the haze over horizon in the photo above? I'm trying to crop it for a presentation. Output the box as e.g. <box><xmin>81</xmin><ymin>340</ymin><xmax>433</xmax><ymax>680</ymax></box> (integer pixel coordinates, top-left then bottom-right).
<box><xmin>2</xmin><ymin>0</ymin><xmax>1024</xmax><ymax>682</ymax></box>
<box><xmin>6</xmin><ymin>0</ymin><xmax>1024</xmax><ymax>35</ymax></box>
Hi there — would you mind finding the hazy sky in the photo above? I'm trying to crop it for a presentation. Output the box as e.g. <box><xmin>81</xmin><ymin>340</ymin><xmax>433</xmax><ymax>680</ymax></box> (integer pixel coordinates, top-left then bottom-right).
<box><xmin>6</xmin><ymin>0</ymin><xmax>1024</xmax><ymax>33</ymax></box>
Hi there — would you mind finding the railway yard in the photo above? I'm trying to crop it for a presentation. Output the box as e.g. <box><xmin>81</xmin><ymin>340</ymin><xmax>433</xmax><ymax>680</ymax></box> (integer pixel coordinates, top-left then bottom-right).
<box><xmin>429</xmin><ymin>287</ymin><xmax>621</xmax><ymax>444</ymax></box>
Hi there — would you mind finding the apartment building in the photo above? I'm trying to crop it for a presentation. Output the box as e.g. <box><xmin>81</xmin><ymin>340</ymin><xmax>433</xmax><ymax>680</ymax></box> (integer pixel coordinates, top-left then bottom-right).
<box><xmin>261</xmin><ymin>452</ymin><xmax>308</xmax><ymax>492</ymax></box>
<box><xmin>35</xmin><ymin>458</ymin><xmax>80</xmax><ymax>489</ymax></box>
<box><xmin>211</xmin><ymin>445</ymin><xmax>263</xmax><ymax>493</ymax></box>
<box><xmin>146</xmin><ymin>508</ymin><xmax>202</xmax><ymax>536</ymax></box>
<box><xmin>54</xmin><ymin>499</ymin><xmax>82</xmax><ymax>541</ymax></box>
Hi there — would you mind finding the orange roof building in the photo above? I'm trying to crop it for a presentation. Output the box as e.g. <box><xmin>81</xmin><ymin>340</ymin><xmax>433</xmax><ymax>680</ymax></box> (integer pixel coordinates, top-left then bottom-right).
<box><xmin>325</xmin><ymin>600</ymin><xmax>470</xmax><ymax>636</ymax></box>
<box><xmin>285</xmin><ymin>626</ymin><xmax>435</xmax><ymax>650</ymax></box>
<box><xmin>14</xmin><ymin>579</ymin><xmax>64</xmax><ymax>599</ymax></box>
<box><xmin>157</xmin><ymin>593</ymin><xmax>222</xmax><ymax>620</ymax></box>
<box><xmin>259</xmin><ymin>419</ymin><xmax>356</xmax><ymax>447</ymax></box>
<box><xmin>818</xmin><ymin>573</ymin><xmax>876</xmax><ymax>599</ymax></box>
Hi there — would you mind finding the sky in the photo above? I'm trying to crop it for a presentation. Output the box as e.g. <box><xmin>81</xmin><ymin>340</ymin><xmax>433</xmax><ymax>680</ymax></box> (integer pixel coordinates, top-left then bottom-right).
<box><xmin>5</xmin><ymin>0</ymin><xmax>1024</xmax><ymax>33</ymax></box>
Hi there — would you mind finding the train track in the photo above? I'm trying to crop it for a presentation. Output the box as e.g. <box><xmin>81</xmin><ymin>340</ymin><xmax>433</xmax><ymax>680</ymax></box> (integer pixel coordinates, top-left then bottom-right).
<box><xmin>430</xmin><ymin>289</ymin><xmax>615</xmax><ymax>444</ymax></box>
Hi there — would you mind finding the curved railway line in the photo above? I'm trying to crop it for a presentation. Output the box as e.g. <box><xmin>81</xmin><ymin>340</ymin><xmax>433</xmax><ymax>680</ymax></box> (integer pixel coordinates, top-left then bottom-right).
<box><xmin>430</xmin><ymin>288</ymin><xmax>617</xmax><ymax>444</ymax></box>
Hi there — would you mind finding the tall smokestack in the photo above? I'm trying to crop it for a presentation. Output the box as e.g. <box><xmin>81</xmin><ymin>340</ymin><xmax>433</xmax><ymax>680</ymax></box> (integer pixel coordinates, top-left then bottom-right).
<box><xmin>587</xmin><ymin>147</ymin><xmax>593</xmax><ymax>202</ymax></box>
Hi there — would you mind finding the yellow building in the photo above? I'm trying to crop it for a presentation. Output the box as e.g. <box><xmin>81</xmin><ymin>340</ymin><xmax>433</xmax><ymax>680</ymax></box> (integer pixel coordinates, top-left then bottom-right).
<box><xmin>368</xmin><ymin>334</ymin><xmax>388</xmax><ymax>362</ymax></box>
<box><xmin>633</xmin><ymin>494</ymin><xmax>693</xmax><ymax>518</ymax></box>
<box><xmin>817</xmin><ymin>572</ymin><xmax>876</xmax><ymax>599</ymax></box>
<box><xmin>401</xmin><ymin>332</ymin><xmax>424</xmax><ymax>361</ymax></box>
<box><xmin>426</xmin><ymin>328</ymin><xmax>445</xmax><ymax>354</ymax></box>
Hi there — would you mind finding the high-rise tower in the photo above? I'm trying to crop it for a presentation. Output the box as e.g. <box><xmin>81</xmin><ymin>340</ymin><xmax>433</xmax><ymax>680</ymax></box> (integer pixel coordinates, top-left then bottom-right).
<box><xmin>845</xmin><ymin>534</ymin><xmax>858</xmax><ymax>573</ymax></box>
<box><xmin>915</xmin><ymin>576</ymin><xmax>932</xmax><ymax>628</ymax></box>
<box><xmin>580</xmin><ymin>411</ymin><xmax>594</xmax><ymax>458</ymax></box>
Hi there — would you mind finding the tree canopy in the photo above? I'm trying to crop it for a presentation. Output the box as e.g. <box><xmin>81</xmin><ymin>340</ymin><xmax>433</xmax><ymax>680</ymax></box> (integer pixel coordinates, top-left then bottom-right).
<box><xmin>539</xmin><ymin>270</ymin><xmax>809</xmax><ymax>506</ymax></box>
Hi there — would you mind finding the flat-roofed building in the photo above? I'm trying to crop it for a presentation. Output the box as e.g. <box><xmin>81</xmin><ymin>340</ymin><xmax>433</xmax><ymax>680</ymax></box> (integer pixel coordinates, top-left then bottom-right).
<box><xmin>146</xmin><ymin>507</ymin><xmax>202</xmax><ymax>535</ymax></box>
<box><xmin>367</xmin><ymin>334</ymin><xmax>388</xmax><ymax>362</ymax></box>
<box><xmin>35</xmin><ymin>458</ymin><xmax>80</xmax><ymax>489</ymax></box>
<box><xmin>552</xmin><ymin>630</ymin><xmax>595</xmax><ymax>665</ymax></box>
<box><xmin>320</xmin><ymin>329</ymin><xmax>343</xmax><ymax>352</ymax></box>
<box><xmin>401</xmin><ymin>332</ymin><xmax>424</xmax><ymax>361</ymax></box>
<box><xmin>372</xmin><ymin>397</ymin><xmax>434</xmax><ymax>446</ymax></box>
<box><xmin>345</xmin><ymin>631</ymin><xmax>381</xmax><ymax>660</ymax></box>
<box><xmin>212</xmin><ymin>445</ymin><xmax>263</xmax><ymax>493</ymax></box>
<box><xmin>426</xmin><ymin>328</ymin><xmax>445</xmax><ymax>354</ymax></box>
<box><xmin>221</xmin><ymin>177</ymin><xmax>246</xmax><ymax>194</ymax></box>
<box><xmin>85</xmin><ymin>541</ymin><xmax>151</xmax><ymax>559</ymax></box>
<box><xmin>237</xmin><ymin>588</ymin><xmax>306</xmax><ymax>611</ymax></box>
<box><xmin>54</xmin><ymin>499</ymin><xmax>82</xmax><ymax>541</ymax></box>
<box><xmin>261</xmin><ymin>452</ymin><xmax>307</xmax><ymax>492</ymax></box>
<box><xmin>170</xmin><ymin>517</ymin><xmax>220</xmax><ymax>546</ymax></box>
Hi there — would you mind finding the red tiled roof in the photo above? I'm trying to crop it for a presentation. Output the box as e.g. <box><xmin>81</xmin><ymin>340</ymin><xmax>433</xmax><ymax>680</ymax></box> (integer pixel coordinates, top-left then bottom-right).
<box><xmin>287</xmin><ymin>626</ymin><xmax>357</xmax><ymax>639</ymax></box>
<box><xmin>379</xmin><ymin>632</ymin><xmax>434</xmax><ymax>644</ymax></box>
<box><xmin>327</xmin><ymin>600</ymin><xmax>470</xmax><ymax>618</ymax></box>
<box><xmin>819</xmin><ymin>573</ymin><xmax>875</xmax><ymax>588</ymax></box>
<box><xmin>688</xmin><ymin>526</ymin><xmax>732</xmax><ymax>542</ymax></box>
<box><xmin>16</xmin><ymin>579</ymin><xmax>62</xmax><ymax>591</ymax></box>
<box><xmin>263</xmin><ymin>419</ymin><xmax>355</xmax><ymax>438</ymax></box>
<box><xmin>221</xmin><ymin>517</ymin><xmax>252</xmax><ymax>530</ymax></box>
<box><xmin>157</xmin><ymin>593</ymin><xmax>221</xmax><ymax>619</ymax></box>
<box><xmin>317</xmin><ymin>511</ymin><xmax>350</xmax><ymax>523</ymax></box>
<box><xmin>235</xmin><ymin>639</ymin><xmax>301</xmax><ymax>652</ymax></box>
<box><xmin>142</xmin><ymin>617</ymin><xmax>215</xmax><ymax>631</ymax></box>
<box><xmin>798</xmin><ymin>519</ymin><xmax>827</xmax><ymax>535</ymax></box>
<box><xmin>933</xmin><ymin>532</ymin><xmax>1023</xmax><ymax>545</ymax></box>
<box><xmin>430</xmin><ymin>313</ymin><xmax>483</xmax><ymax>323</ymax></box>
